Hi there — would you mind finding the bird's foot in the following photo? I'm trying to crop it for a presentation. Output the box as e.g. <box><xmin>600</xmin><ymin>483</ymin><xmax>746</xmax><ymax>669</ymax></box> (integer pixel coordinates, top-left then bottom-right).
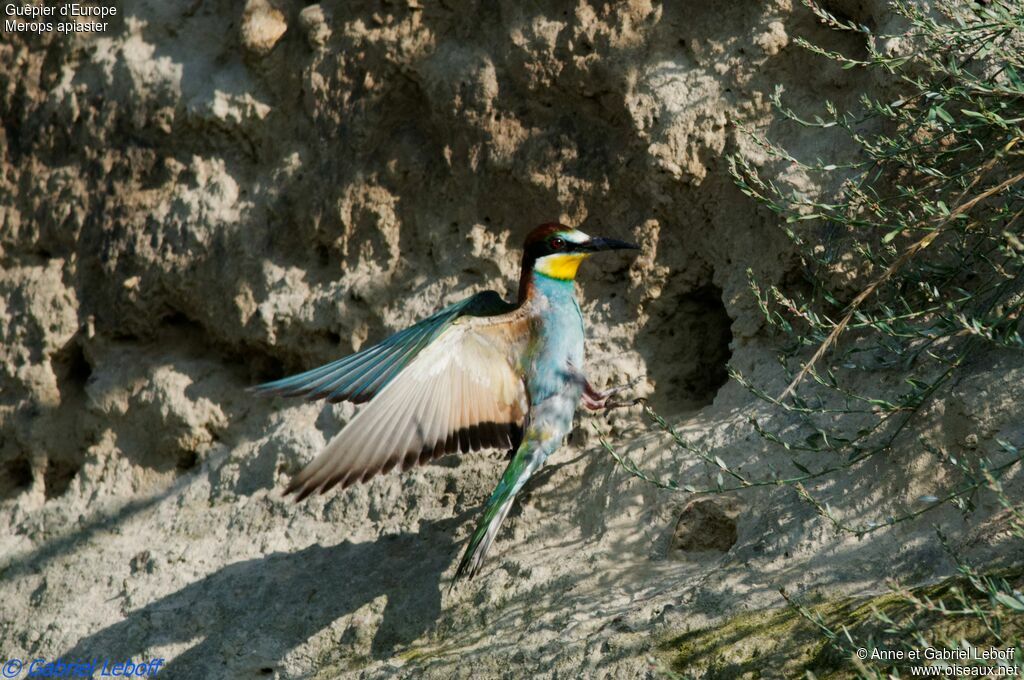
<box><xmin>600</xmin><ymin>396</ymin><xmax>648</xmax><ymax>411</ymax></box>
<box><xmin>583</xmin><ymin>376</ymin><xmax>645</xmax><ymax>411</ymax></box>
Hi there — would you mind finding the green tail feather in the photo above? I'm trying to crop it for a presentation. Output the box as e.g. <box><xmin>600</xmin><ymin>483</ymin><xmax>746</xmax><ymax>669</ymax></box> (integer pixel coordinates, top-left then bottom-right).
<box><xmin>453</xmin><ymin>446</ymin><xmax>537</xmax><ymax>582</ymax></box>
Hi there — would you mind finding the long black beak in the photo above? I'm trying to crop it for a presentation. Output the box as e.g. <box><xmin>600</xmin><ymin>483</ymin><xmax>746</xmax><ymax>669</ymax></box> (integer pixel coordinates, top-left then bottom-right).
<box><xmin>581</xmin><ymin>236</ymin><xmax>640</xmax><ymax>252</ymax></box>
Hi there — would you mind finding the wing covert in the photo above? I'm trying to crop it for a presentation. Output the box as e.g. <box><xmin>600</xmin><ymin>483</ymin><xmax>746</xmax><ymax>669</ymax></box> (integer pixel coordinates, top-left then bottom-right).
<box><xmin>252</xmin><ymin>291</ymin><xmax>515</xmax><ymax>405</ymax></box>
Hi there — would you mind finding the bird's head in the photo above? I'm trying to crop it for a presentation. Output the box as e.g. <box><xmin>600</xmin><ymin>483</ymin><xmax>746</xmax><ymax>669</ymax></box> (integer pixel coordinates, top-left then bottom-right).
<box><xmin>521</xmin><ymin>223</ymin><xmax>639</xmax><ymax>283</ymax></box>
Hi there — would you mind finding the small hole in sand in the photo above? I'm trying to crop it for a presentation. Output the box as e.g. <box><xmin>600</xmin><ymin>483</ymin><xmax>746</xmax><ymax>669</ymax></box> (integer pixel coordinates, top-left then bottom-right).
<box><xmin>1</xmin><ymin>457</ymin><xmax>33</xmax><ymax>499</ymax></box>
<box><xmin>44</xmin><ymin>458</ymin><xmax>80</xmax><ymax>499</ymax></box>
<box><xmin>671</xmin><ymin>498</ymin><xmax>738</xmax><ymax>555</ymax></box>
<box><xmin>641</xmin><ymin>280</ymin><xmax>733</xmax><ymax>413</ymax></box>
<box><xmin>177</xmin><ymin>451</ymin><xmax>199</xmax><ymax>471</ymax></box>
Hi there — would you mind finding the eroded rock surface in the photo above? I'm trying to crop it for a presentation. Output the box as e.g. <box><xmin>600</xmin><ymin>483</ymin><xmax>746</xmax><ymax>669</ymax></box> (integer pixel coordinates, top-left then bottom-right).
<box><xmin>1</xmin><ymin>1</ymin><xmax>1020</xmax><ymax>678</ymax></box>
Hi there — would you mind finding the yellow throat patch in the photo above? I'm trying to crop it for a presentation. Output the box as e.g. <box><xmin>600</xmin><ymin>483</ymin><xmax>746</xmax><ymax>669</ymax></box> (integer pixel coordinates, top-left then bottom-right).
<box><xmin>535</xmin><ymin>253</ymin><xmax>588</xmax><ymax>280</ymax></box>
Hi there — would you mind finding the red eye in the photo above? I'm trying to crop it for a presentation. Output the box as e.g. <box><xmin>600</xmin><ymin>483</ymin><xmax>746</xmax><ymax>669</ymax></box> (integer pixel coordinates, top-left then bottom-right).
<box><xmin>551</xmin><ymin>237</ymin><xmax>566</xmax><ymax>250</ymax></box>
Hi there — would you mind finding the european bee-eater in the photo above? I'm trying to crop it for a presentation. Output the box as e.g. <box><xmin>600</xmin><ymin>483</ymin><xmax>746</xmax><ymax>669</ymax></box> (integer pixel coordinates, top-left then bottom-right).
<box><xmin>255</xmin><ymin>223</ymin><xmax>639</xmax><ymax>579</ymax></box>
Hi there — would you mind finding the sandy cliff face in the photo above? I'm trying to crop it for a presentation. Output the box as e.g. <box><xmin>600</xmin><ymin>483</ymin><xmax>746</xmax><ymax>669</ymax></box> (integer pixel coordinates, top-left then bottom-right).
<box><xmin>1</xmin><ymin>1</ymin><xmax>1020</xmax><ymax>677</ymax></box>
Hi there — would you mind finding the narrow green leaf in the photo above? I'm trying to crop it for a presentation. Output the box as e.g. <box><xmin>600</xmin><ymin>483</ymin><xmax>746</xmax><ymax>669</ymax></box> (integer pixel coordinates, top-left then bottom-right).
<box><xmin>994</xmin><ymin>592</ymin><xmax>1024</xmax><ymax>612</ymax></box>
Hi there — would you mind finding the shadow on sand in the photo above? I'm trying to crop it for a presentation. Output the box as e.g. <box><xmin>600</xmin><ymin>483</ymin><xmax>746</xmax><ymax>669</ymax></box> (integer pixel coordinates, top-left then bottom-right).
<box><xmin>59</xmin><ymin>513</ymin><xmax>468</xmax><ymax>677</ymax></box>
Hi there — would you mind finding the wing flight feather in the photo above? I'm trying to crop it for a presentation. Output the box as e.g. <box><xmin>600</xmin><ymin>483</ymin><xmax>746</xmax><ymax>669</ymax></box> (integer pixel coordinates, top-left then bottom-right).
<box><xmin>285</xmin><ymin>309</ymin><xmax>530</xmax><ymax>499</ymax></box>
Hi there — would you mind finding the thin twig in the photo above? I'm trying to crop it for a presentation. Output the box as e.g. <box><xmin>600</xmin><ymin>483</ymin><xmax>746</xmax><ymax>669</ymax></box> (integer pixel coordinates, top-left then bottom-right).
<box><xmin>779</xmin><ymin>167</ymin><xmax>1024</xmax><ymax>401</ymax></box>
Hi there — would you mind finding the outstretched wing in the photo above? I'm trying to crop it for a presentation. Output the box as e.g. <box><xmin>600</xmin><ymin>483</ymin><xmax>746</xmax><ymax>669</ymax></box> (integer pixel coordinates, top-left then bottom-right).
<box><xmin>252</xmin><ymin>291</ymin><xmax>515</xmax><ymax>405</ymax></box>
<box><xmin>284</xmin><ymin>308</ymin><xmax>531</xmax><ymax>500</ymax></box>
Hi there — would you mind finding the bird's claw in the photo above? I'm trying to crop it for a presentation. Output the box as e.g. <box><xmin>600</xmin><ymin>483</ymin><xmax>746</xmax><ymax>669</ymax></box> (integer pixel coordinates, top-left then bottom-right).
<box><xmin>599</xmin><ymin>396</ymin><xmax>647</xmax><ymax>411</ymax></box>
<box><xmin>583</xmin><ymin>376</ymin><xmax>646</xmax><ymax>411</ymax></box>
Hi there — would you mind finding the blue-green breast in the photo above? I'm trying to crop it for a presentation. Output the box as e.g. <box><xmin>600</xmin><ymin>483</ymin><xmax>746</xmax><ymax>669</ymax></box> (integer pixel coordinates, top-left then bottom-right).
<box><xmin>524</xmin><ymin>273</ymin><xmax>585</xmax><ymax>404</ymax></box>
